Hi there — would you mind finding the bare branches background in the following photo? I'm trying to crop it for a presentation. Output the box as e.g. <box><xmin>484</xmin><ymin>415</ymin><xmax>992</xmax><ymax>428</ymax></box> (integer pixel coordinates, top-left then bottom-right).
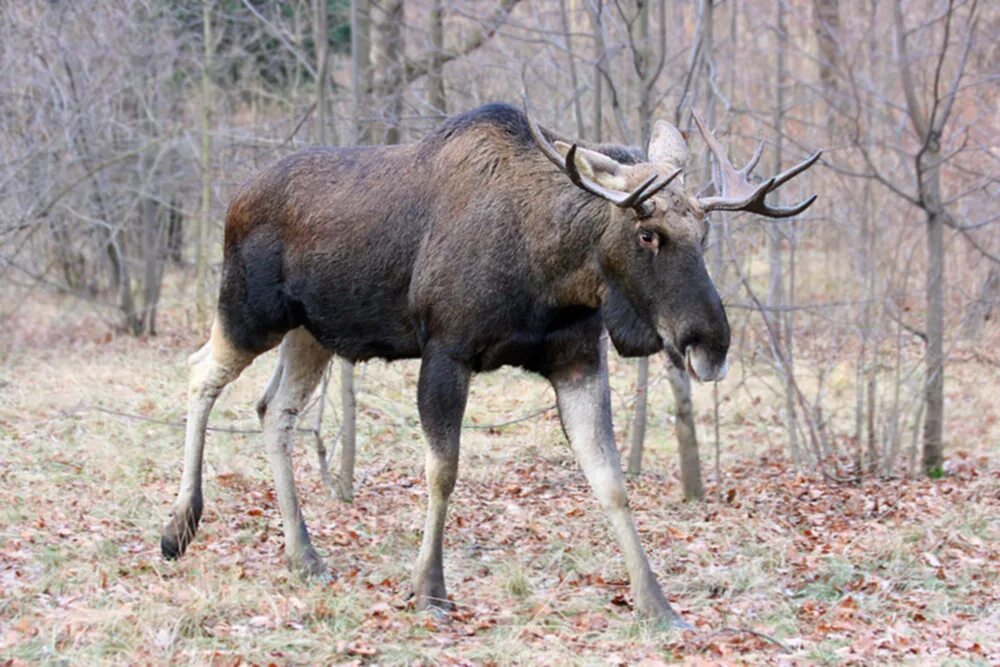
<box><xmin>1</xmin><ymin>0</ymin><xmax>996</xmax><ymax>478</ymax></box>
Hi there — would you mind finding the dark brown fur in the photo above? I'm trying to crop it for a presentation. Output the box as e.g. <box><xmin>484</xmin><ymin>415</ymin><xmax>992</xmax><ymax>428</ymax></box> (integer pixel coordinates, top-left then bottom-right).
<box><xmin>216</xmin><ymin>103</ymin><xmax>727</xmax><ymax>372</ymax></box>
<box><xmin>164</xmin><ymin>104</ymin><xmax>730</xmax><ymax>624</ymax></box>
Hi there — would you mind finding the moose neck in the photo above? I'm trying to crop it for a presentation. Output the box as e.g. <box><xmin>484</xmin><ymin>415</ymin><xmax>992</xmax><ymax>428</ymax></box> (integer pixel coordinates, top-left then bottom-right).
<box><xmin>540</xmin><ymin>184</ymin><xmax>665</xmax><ymax>358</ymax></box>
<box><xmin>538</xmin><ymin>186</ymin><xmax>616</xmax><ymax>310</ymax></box>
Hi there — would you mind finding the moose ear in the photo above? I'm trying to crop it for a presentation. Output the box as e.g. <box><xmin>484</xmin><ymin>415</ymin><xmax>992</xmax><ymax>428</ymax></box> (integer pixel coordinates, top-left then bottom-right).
<box><xmin>648</xmin><ymin>120</ymin><xmax>689</xmax><ymax>170</ymax></box>
<box><xmin>553</xmin><ymin>141</ymin><xmax>629</xmax><ymax>190</ymax></box>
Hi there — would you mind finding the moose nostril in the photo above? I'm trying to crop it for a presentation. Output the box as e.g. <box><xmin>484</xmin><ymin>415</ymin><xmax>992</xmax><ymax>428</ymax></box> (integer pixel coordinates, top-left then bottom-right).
<box><xmin>676</xmin><ymin>330</ymin><xmax>702</xmax><ymax>357</ymax></box>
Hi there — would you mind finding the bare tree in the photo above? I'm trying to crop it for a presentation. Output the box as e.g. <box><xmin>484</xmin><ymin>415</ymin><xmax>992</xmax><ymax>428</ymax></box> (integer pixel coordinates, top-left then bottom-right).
<box><xmin>195</xmin><ymin>0</ymin><xmax>215</xmax><ymax>333</ymax></box>
<box><xmin>428</xmin><ymin>0</ymin><xmax>447</xmax><ymax>117</ymax></box>
<box><xmin>891</xmin><ymin>0</ymin><xmax>981</xmax><ymax>475</ymax></box>
<box><xmin>768</xmin><ymin>0</ymin><xmax>802</xmax><ymax>469</ymax></box>
<box><xmin>371</xmin><ymin>0</ymin><xmax>405</xmax><ymax>144</ymax></box>
<box><xmin>313</xmin><ymin>0</ymin><xmax>331</xmax><ymax>144</ymax></box>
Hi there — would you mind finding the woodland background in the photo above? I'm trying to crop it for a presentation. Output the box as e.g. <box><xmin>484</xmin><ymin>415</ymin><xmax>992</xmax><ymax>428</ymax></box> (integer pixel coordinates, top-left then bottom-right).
<box><xmin>0</xmin><ymin>0</ymin><xmax>997</xmax><ymax>664</ymax></box>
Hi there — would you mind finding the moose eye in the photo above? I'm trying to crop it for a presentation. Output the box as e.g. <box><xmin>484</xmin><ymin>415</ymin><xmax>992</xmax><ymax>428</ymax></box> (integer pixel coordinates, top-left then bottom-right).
<box><xmin>638</xmin><ymin>229</ymin><xmax>659</xmax><ymax>250</ymax></box>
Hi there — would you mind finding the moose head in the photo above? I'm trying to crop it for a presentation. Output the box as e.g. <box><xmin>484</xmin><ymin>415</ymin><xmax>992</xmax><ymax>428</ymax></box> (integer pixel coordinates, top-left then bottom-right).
<box><xmin>527</xmin><ymin>111</ymin><xmax>821</xmax><ymax>382</ymax></box>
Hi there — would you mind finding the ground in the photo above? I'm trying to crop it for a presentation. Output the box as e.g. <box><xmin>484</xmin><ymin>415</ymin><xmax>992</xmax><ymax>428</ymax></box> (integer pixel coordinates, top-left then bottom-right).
<box><xmin>0</xmin><ymin>291</ymin><xmax>997</xmax><ymax>666</ymax></box>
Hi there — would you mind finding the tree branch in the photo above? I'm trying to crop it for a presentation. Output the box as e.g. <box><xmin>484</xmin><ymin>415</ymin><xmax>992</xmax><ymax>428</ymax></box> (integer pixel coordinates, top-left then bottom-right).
<box><xmin>893</xmin><ymin>0</ymin><xmax>927</xmax><ymax>137</ymax></box>
<box><xmin>404</xmin><ymin>0</ymin><xmax>521</xmax><ymax>82</ymax></box>
<box><xmin>933</xmin><ymin>0</ymin><xmax>979</xmax><ymax>133</ymax></box>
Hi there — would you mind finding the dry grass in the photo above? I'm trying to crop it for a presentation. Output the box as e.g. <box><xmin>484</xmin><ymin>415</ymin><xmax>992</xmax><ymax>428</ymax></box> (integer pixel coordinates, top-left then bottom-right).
<box><xmin>1</xmin><ymin>289</ymin><xmax>998</xmax><ymax>665</ymax></box>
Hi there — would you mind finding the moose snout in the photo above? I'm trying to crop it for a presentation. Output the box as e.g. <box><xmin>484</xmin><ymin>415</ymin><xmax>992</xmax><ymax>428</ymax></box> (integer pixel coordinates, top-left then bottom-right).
<box><xmin>683</xmin><ymin>344</ymin><xmax>729</xmax><ymax>382</ymax></box>
<box><xmin>675</xmin><ymin>312</ymin><xmax>730</xmax><ymax>383</ymax></box>
<box><xmin>663</xmin><ymin>253</ymin><xmax>731</xmax><ymax>383</ymax></box>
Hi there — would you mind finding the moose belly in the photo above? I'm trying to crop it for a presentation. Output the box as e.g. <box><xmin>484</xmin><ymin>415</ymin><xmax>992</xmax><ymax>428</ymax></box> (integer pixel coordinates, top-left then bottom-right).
<box><xmin>470</xmin><ymin>305</ymin><xmax>603</xmax><ymax>375</ymax></box>
<box><xmin>294</xmin><ymin>289</ymin><xmax>422</xmax><ymax>362</ymax></box>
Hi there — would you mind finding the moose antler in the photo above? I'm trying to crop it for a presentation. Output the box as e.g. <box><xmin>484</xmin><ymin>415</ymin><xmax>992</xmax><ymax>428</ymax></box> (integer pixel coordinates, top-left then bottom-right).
<box><xmin>525</xmin><ymin>110</ymin><xmax>681</xmax><ymax>215</ymax></box>
<box><xmin>692</xmin><ymin>113</ymin><xmax>821</xmax><ymax>218</ymax></box>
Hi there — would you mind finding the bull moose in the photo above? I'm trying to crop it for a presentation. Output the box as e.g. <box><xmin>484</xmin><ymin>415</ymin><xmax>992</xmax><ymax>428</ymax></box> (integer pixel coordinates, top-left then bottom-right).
<box><xmin>161</xmin><ymin>102</ymin><xmax>819</xmax><ymax>627</ymax></box>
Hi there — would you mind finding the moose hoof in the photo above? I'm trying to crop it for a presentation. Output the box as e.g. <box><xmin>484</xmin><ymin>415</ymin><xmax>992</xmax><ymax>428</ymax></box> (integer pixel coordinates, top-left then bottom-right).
<box><xmin>652</xmin><ymin>611</ymin><xmax>694</xmax><ymax>631</ymax></box>
<box><xmin>413</xmin><ymin>575</ymin><xmax>452</xmax><ymax>614</ymax></box>
<box><xmin>160</xmin><ymin>498</ymin><xmax>203</xmax><ymax>560</ymax></box>
<box><xmin>254</xmin><ymin>397</ymin><xmax>269</xmax><ymax>425</ymax></box>
<box><xmin>415</xmin><ymin>596</ymin><xmax>454</xmax><ymax>618</ymax></box>
<box><xmin>290</xmin><ymin>547</ymin><xmax>331</xmax><ymax>583</ymax></box>
<box><xmin>634</xmin><ymin>586</ymin><xmax>692</xmax><ymax>630</ymax></box>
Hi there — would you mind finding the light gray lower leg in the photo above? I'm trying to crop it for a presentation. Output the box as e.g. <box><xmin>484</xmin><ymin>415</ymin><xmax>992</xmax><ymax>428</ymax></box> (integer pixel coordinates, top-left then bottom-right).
<box><xmin>261</xmin><ymin>328</ymin><xmax>332</xmax><ymax>578</ymax></box>
<box><xmin>413</xmin><ymin>449</ymin><xmax>458</xmax><ymax>610</ymax></box>
<box><xmin>163</xmin><ymin>324</ymin><xmax>253</xmax><ymax>559</ymax></box>
<box><xmin>256</xmin><ymin>354</ymin><xmax>284</xmax><ymax>425</ymax></box>
<box><xmin>411</xmin><ymin>348</ymin><xmax>469</xmax><ymax>612</ymax></box>
<box><xmin>550</xmin><ymin>353</ymin><xmax>688</xmax><ymax>628</ymax></box>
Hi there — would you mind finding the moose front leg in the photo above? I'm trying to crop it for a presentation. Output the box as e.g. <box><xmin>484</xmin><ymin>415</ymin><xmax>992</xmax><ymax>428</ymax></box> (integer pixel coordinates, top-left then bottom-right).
<box><xmin>549</xmin><ymin>353</ymin><xmax>690</xmax><ymax>629</ymax></box>
<box><xmin>412</xmin><ymin>347</ymin><xmax>470</xmax><ymax>613</ymax></box>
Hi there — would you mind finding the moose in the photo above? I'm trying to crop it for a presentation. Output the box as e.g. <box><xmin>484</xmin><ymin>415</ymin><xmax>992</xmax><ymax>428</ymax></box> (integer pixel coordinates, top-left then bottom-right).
<box><xmin>161</xmin><ymin>102</ymin><xmax>819</xmax><ymax>627</ymax></box>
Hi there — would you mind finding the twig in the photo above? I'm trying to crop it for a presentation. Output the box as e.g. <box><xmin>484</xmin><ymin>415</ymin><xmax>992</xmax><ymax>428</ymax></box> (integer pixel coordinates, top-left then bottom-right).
<box><xmin>884</xmin><ymin>303</ymin><xmax>927</xmax><ymax>342</ymax></box>
<box><xmin>84</xmin><ymin>403</ymin><xmax>559</xmax><ymax>437</ymax></box>
<box><xmin>966</xmin><ymin>350</ymin><xmax>1000</xmax><ymax>368</ymax></box>
<box><xmin>81</xmin><ymin>405</ymin><xmax>312</xmax><ymax>435</ymax></box>
<box><xmin>277</xmin><ymin>102</ymin><xmax>317</xmax><ymax>152</ymax></box>
<box><xmin>463</xmin><ymin>404</ymin><xmax>556</xmax><ymax>430</ymax></box>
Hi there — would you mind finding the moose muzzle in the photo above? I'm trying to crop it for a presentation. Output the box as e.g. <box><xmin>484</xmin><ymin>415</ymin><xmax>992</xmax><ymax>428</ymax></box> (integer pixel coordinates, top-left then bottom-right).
<box><xmin>684</xmin><ymin>344</ymin><xmax>729</xmax><ymax>382</ymax></box>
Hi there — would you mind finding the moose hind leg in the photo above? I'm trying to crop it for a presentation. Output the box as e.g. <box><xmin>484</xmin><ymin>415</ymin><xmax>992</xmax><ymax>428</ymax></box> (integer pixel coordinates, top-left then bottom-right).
<box><xmin>412</xmin><ymin>347</ymin><xmax>470</xmax><ymax>612</ymax></box>
<box><xmin>162</xmin><ymin>321</ymin><xmax>254</xmax><ymax>560</ymax></box>
<box><xmin>548</xmin><ymin>351</ymin><xmax>690</xmax><ymax>629</ymax></box>
<box><xmin>261</xmin><ymin>327</ymin><xmax>332</xmax><ymax>579</ymax></box>
<box><xmin>255</xmin><ymin>353</ymin><xmax>284</xmax><ymax>425</ymax></box>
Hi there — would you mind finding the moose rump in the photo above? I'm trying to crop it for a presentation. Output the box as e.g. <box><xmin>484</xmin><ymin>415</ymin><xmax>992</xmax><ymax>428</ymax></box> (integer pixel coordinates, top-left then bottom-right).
<box><xmin>214</xmin><ymin>144</ymin><xmax>429</xmax><ymax>362</ymax></box>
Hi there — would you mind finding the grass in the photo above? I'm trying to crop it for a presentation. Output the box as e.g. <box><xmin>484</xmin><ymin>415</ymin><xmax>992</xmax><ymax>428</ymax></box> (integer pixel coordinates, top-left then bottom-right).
<box><xmin>0</xmin><ymin>290</ymin><xmax>998</xmax><ymax>665</ymax></box>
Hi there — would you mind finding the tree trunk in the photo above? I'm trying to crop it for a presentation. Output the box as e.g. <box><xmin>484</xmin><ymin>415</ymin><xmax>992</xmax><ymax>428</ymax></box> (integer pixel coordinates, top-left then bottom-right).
<box><xmin>890</xmin><ymin>0</ymin><xmax>974</xmax><ymax>477</ymax></box>
<box><xmin>107</xmin><ymin>224</ymin><xmax>139</xmax><ymax>334</ymax></box>
<box><xmin>372</xmin><ymin>0</ymin><xmax>405</xmax><ymax>145</ymax></box>
<box><xmin>559</xmin><ymin>0</ymin><xmax>585</xmax><ymax>138</ymax></box>
<box><xmin>626</xmin><ymin>358</ymin><xmax>648</xmax><ymax>477</ymax></box>
<box><xmin>313</xmin><ymin>365</ymin><xmax>337</xmax><ymax>491</ymax></box>
<box><xmin>140</xmin><ymin>188</ymin><xmax>165</xmax><ymax>335</ymax></box>
<box><xmin>922</xmin><ymin>149</ymin><xmax>945</xmax><ymax>475</ymax></box>
<box><xmin>427</xmin><ymin>0</ymin><xmax>446</xmax><ymax>117</ymax></box>
<box><xmin>771</xmin><ymin>0</ymin><xmax>801</xmax><ymax>468</ymax></box>
<box><xmin>861</xmin><ymin>0</ymin><xmax>880</xmax><ymax>472</ymax></box>
<box><xmin>812</xmin><ymin>0</ymin><xmax>841</xmax><ymax>116</ymax></box>
<box><xmin>634</xmin><ymin>0</ymin><xmax>652</xmax><ymax>144</ymax></box>
<box><xmin>352</xmin><ymin>0</ymin><xmax>373</xmax><ymax>144</ymax></box>
<box><xmin>166</xmin><ymin>198</ymin><xmax>184</xmax><ymax>265</ymax></box>
<box><xmin>587</xmin><ymin>0</ymin><xmax>604</xmax><ymax>142</ymax></box>
<box><xmin>786</xmin><ymin>223</ymin><xmax>802</xmax><ymax>470</ymax></box>
<box><xmin>195</xmin><ymin>0</ymin><xmax>213</xmax><ymax>333</ymax></box>
<box><xmin>337</xmin><ymin>357</ymin><xmax>358</xmax><ymax>502</ymax></box>
<box><xmin>313</xmin><ymin>0</ymin><xmax>330</xmax><ymax>145</ymax></box>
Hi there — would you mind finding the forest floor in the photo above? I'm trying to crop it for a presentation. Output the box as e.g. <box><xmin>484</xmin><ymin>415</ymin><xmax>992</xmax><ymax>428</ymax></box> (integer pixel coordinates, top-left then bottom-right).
<box><xmin>1</xmin><ymin>291</ymin><xmax>998</xmax><ymax>666</ymax></box>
